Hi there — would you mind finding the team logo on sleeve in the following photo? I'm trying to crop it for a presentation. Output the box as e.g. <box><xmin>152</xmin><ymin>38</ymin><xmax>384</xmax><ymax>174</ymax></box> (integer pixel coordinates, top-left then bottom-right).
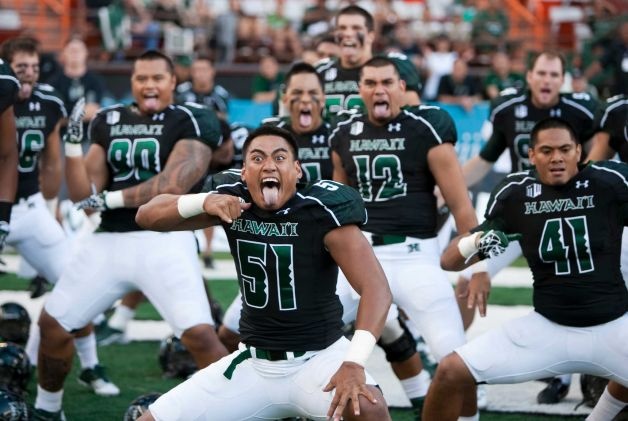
<box><xmin>350</xmin><ymin>121</ymin><xmax>363</xmax><ymax>135</ymax></box>
<box><xmin>515</xmin><ymin>105</ymin><xmax>528</xmax><ymax>119</ymax></box>
<box><xmin>325</xmin><ymin>68</ymin><xmax>337</xmax><ymax>81</ymax></box>
<box><xmin>526</xmin><ymin>183</ymin><xmax>542</xmax><ymax>198</ymax></box>
<box><xmin>106</xmin><ymin>111</ymin><xmax>120</xmax><ymax>125</ymax></box>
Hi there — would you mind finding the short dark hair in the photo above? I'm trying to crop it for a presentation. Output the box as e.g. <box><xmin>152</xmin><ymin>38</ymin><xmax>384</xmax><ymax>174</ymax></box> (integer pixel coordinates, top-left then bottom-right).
<box><xmin>1</xmin><ymin>36</ymin><xmax>39</xmax><ymax>62</ymax></box>
<box><xmin>336</xmin><ymin>5</ymin><xmax>374</xmax><ymax>32</ymax></box>
<box><xmin>529</xmin><ymin>51</ymin><xmax>566</xmax><ymax>75</ymax></box>
<box><xmin>283</xmin><ymin>61</ymin><xmax>324</xmax><ymax>92</ymax></box>
<box><xmin>530</xmin><ymin>117</ymin><xmax>577</xmax><ymax>148</ymax></box>
<box><xmin>135</xmin><ymin>50</ymin><xmax>175</xmax><ymax>74</ymax></box>
<box><xmin>242</xmin><ymin>125</ymin><xmax>299</xmax><ymax>160</ymax></box>
<box><xmin>360</xmin><ymin>56</ymin><xmax>400</xmax><ymax>79</ymax></box>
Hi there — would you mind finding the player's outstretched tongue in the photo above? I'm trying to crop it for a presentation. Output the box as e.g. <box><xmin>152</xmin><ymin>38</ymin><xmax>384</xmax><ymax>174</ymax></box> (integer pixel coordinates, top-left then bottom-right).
<box><xmin>262</xmin><ymin>179</ymin><xmax>280</xmax><ymax>207</ymax></box>
<box><xmin>373</xmin><ymin>102</ymin><xmax>388</xmax><ymax>118</ymax></box>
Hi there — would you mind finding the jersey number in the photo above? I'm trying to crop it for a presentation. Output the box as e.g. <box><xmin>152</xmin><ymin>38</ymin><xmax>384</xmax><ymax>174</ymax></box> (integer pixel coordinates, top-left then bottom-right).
<box><xmin>325</xmin><ymin>94</ymin><xmax>363</xmax><ymax>114</ymax></box>
<box><xmin>539</xmin><ymin>216</ymin><xmax>593</xmax><ymax>275</ymax></box>
<box><xmin>301</xmin><ymin>162</ymin><xmax>321</xmax><ymax>182</ymax></box>
<box><xmin>236</xmin><ymin>240</ymin><xmax>296</xmax><ymax>311</ymax></box>
<box><xmin>18</xmin><ymin>129</ymin><xmax>45</xmax><ymax>172</ymax></box>
<box><xmin>514</xmin><ymin>134</ymin><xmax>532</xmax><ymax>171</ymax></box>
<box><xmin>353</xmin><ymin>154</ymin><xmax>407</xmax><ymax>201</ymax></box>
<box><xmin>108</xmin><ymin>138</ymin><xmax>161</xmax><ymax>182</ymax></box>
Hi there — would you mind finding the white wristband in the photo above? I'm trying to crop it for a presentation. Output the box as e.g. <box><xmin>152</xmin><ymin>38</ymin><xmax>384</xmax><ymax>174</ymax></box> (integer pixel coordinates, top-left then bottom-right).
<box><xmin>344</xmin><ymin>329</ymin><xmax>376</xmax><ymax>367</ymax></box>
<box><xmin>457</xmin><ymin>232</ymin><xmax>481</xmax><ymax>259</ymax></box>
<box><xmin>64</xmin><ymin>143</ymin><xmax>83</xmax><ymax>157</ymax></box>
<box><xmin>177</xmin><ymin>193</ymin><xmax>209</xmax><ymax>218</ymax></box>
<box><xmin>104</xmin><ymin>190</ymin><xmax>124</xmax><ymax>209</ymax></box>
<box><xmin>469</xmin><ymin>259</ymin><xmax>488</xmax><ymax>274</ymax></box>
<box><xmin>45</xmin><ymin>198</ymin><xmax>58</xmax><ymax>216</ymax></box>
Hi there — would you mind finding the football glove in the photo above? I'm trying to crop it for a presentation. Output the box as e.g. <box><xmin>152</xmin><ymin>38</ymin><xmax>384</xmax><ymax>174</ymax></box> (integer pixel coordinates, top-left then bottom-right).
<box><xmin>64</xmin><ymin>97</ymin><xmax>85</xmax><ymax>144</ymax></box>
<box><xmin>477</xmin><ymin>230</ymin><xmax>522</xmax><ymax>260</ymax></box>
<box><xmin>76</xmin><ymin>190</ymin><xmax>124</xmax><ymax>212</ymax></box>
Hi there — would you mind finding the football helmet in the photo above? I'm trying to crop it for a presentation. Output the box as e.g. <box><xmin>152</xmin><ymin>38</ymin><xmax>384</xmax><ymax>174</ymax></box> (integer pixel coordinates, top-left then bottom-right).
<box><xmin>158</xmin><ymin>335</ymin><xmax>197</xmax><ymax>379</ymax></box>
<box><xmin>0</xmin><ymin>342</ymin><xmax>32</xmax><ymax>395</ymax></box>
<box><xmin>0</xmin><ymin>303</ymin><xmax>31</xmax><ymax>345</ymax></box>
<box><xmin>0</xmin><ymin>389</ymin><xmax>29</xmax><ymax>421</ymax></box>
<box><xmin>123</xmin><ymin>392</ymin><xmax>162</xmax><ymax>421</ymax></box>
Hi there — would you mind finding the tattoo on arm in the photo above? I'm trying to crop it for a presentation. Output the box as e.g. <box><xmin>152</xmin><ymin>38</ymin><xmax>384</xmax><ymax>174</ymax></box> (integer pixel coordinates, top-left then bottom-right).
<box><xmin>124</xmin><ymin>140</ymin><xmax>211</xmax><ymax>208</ymax></box>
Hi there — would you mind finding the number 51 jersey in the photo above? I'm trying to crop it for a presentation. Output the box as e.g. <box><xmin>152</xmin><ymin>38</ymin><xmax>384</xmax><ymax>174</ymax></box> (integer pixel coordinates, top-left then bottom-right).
<box><xmin>89</xmin><ymin>102</ymin><xmax>222</xmax><ymax>232</ymax></box>
<box><xmin>203</xmin><ymin>170</ymin><xmax>367</xmax><ymax>352</ymax></box>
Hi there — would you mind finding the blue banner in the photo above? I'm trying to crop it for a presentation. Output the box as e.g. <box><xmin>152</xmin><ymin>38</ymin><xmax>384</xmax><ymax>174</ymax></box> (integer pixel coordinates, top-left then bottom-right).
<box><xmin>433</xmin><ymin>102</ymin><xmax>490</xmax><ymax>164</ymax></box>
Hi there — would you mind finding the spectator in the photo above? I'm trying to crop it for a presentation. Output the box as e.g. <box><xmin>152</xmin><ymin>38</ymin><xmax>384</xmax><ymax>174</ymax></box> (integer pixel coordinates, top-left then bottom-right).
<box><xmin>172</xmin><ymin>54</ymin><xmax>191</xmax><ymax>85</ymax></box>
<box><xmin>300</xmin><ymin>0</ymin><xmax>333</xmax><ymax>39</ymax></box>
<box><xmin>266</xmin><ymin>0</ymin><xmax>302</xmax><ymax>63</ymax></box>
<box><xmin>422</xmin><ymin>34</ymin><xmax>457</xmax><ymax>101</ymax></box>
<box><xmin>389</xmin><ymin>23</ymin><xmax>423</xmax><ymax>70</ymax></box>
<box><xmin>47</xmin><ymin>36</ymin><xmax>107</xmax><ymax>128</ymax></box>
<box><xmin>482</xmin><ymin>51</ymin><xmax>525</xmax><ymax>99</ymax></box>
<box><xmin>437</xmin><ymin>58</ymin><xmax>482</xmax><ymax>111</ymax></box>
<box><xmin>471</xmin><ymin>0</ymin><xmax>510</xmax><ymax>56</ymax></box>
<box><xmin>251</xmin><ymin>55</ymin><xmax>284</xmax><ymax>104</ymax></box>
<box><xmin>314</xmin><ymin>33</ymin><xmax>340</xmax><ymax>60</ymax></box>
<box><xmin>585</xmin><ymin>21</ymin><xmax>628</xmax><ymax>96</ymax></box>
<box><xmin>570</xmin><ymin>68</ymin><xmax>599</xmax><ymax>99</ymax></box>
<box><xmin>214</xmin><ymin>0</ymin><xmax>239</xmax><ymax>63</ymax></box>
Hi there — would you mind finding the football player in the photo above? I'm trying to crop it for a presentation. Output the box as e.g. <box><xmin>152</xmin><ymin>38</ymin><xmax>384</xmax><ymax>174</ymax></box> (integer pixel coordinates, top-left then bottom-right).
<box><xmin>315</xmin><ymin>5</ymin><xmax>421</xmax><ymax>114</ymax></box>
<box><xmin>32</xmin><ymin>50</ymin><xmax>228</xmax><ymax>420</ymax></box>
<box><xmin>1</xmin><ymin>36</ymin><xmax>119</xmax><ymax>398</ymax></box>
<box><xmin>218</xmin><ymin>62</ymin><xmax>334</xmax><ymax>351</ymax></box>
<box><xmin>583</xmin><ymin>94</ymin><xmax>628</xmax><ymax>421</ymax></box>
<box><xmin>457</xmin><ymin>51</ymin><xmax>602</xmax><ymax>403</ymax></box>
<box><xmin>330</xmin><ymin>57</ymin><xmax>480</xmax><ymax>419</ymax></box>
<box><xmin>423</xmin><ymin>117</ymin><xmax>628</xmax><ymax>420</ymax></box>
<box><xmin>0</xmin><ymin>52</ymin><xmax>19</xmax><ymax>256</ymax></box>
<box><xmin>135</xmin><ymin>125</ymin><xmax>392</xmax><ymax>420</ymax></box>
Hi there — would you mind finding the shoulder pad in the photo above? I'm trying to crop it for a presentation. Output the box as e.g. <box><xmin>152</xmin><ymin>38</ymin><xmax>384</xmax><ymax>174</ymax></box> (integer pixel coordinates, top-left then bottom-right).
<box><xmin>202</xmin><ymin>169</ymin><xmax>243</xmax><ymax>193</ymax></box>
<box><xmin>36</xmin><ymin>83</ymin><xmax>55</xmax><ymax>92</ymax></box>
<box><xmin>300</xmin><ymin>180</ymin><xmax>367</xmax><ymax>226</ymax></box>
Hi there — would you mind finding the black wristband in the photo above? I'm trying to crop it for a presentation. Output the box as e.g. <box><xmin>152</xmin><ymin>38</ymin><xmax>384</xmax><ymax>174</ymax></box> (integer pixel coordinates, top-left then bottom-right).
<box><xmin>0</xmin><ymin>201</ymin><xmax>12</xmax><ymax>224</ymax></box>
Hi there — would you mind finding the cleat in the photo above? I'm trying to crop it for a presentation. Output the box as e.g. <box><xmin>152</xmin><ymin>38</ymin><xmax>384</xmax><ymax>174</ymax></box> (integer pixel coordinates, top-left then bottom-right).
<box><xmin>95</xmin><ymin>323</ymin><xmax>127</xmax><ymax>346</ymax></box>
<box><xmin>78</xmin><ymin>364</ymin><xmax>120</xmax><ymax>396</ymax></box>
<box><xmin>32</xmin><ymin>408</ymin><xmax>66</xmax><ymax>421</ymax></box>
<box><xmin>202</xmin><ymin>255</ymin><xmax>215</xmax><ymax>269</ymax></box>
<box><xmin>28</xmin><ymin>275</ymin><xmax>50</xmax><ymax>299</ymax></box>
<box><xmin>537</xmin><ymin>378</ymin><xmax>569</xmax><ymax>404</ymax></box>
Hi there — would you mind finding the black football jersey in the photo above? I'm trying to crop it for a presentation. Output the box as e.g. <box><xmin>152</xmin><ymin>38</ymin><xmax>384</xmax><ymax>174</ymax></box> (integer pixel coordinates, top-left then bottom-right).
<box><xmin>14</xmin><ymin>84</ymin><xmax>67</xmax><ymax>200</ymax></box>
<box><xmin>479</xmin><ymin>162</ymin><xmax>628</xmax><ymax>327</ymax></box>
<box><xmin>0</xmin><ymin>59</ymin><xmax>19</xmax><ymax>113</ymax></box>
<box><xmin>330</xmin><ymin>105</ymin><xmax>457</xmax><ymax>238</ymax></box>
<box><xmin>175</xmin><ymin>82</ymin><xmax>230</xmax><ymax>115</ymax></box>
<box><xmin>90</xmin><ymin>102</ymin><xmax>222</xmax><ymax>232</ymax></box>
<box><xmin>315</xmin><ymin>52</ymin><xmax>422</xmax><ymax>115</ymax></box>
<box><xmin>203</xmin><ymin>170</ymin><xmax>367</xmax><ymax>351</ymax></box>
<box><xmin>481</xmin><ymin>91</ymin><xmax>601</xmax><ymax>171</ymax></box>
<box><xmin>262</xmin><ymin>116</ymin><xmax>333</xmax><ymax>182</ymax></box>
<box><xmin>598</xmin><ymin>94</ymin><xmax>627</xmax><ymax>162</ymax></box>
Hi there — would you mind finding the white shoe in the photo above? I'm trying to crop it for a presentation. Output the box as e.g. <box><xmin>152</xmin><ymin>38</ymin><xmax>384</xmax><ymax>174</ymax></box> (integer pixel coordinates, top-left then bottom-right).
<box><xmin>78</xmin><ymin>365</ymin><xmax>120</xmax><ymax>396</ymax></box>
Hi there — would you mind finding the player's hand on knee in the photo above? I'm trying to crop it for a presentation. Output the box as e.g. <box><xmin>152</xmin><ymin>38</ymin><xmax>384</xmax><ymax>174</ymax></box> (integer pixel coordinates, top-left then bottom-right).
<box><xmin>467</xmin><ymin>270</ymin><xmax>491</xmax><ymax>317</ymax></box>
<box><xmin>477</xmin><ymin>230</ymin><xmax>521</xmax><ymax>260</ymax></box>
<box><xmin>324</xmin><ymin>361</ymin><xmax>377</xmax><ymax>421</ymax></box>
<box><xmin>203</xmin><ymin>194</ymin><xmax>250</xmax><ymax>223</ymax></box>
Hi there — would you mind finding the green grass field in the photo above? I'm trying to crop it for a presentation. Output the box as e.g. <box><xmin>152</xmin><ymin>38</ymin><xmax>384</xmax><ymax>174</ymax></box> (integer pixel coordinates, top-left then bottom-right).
<box><xmin>0</xmin><ymin>267</ymin><xmax>582</xmax><ymax>420</ymax></box>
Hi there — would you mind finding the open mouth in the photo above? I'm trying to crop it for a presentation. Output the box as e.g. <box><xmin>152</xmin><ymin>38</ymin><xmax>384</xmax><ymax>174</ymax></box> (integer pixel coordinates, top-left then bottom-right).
<box><xmin>261</xmin><ymin>178</ymin><xmax>280</xmax><ymax>207</ymax></box>
<box><xmin>143</xmin><ymin>93</ymin><xmax>159</xmax><ymax>111</ymax></box>
<box><xmin>373</xmin><ymin>100</ymin><xmax>390</xmax><ymax>118</ymax></box>
<box><xmin>298</xmin><ymin>109</ymin><xmax>312</xmax><ymax>128</ymax></box>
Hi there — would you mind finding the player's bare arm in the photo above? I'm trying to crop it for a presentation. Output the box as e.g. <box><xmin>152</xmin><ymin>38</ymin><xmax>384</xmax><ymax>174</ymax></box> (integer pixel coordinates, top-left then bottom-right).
<box><xmin>65</xmin><ymin>143</ymin><xmax>109</xmax><ymax>202</ymax></box>
<box><xmin>586</xmin><ymin>131</ymin><xmax>614</xmax><ymax>162</ymax></box>
<box><xmin>0</xmin><ymin>106</ymin><xmax>18</xmax><ymax>202</ymax></box>
<box><xmin>39</xmin><ymin>120</ymin><xmax>63</xmax><ymax>200</ymax></box>
<box><xmin>122</xmin><ymin>139</ymin><xmax>212</xmax><ymax>208</ymax></box>
<box><xmin>461</xmin><ymin>154</ymin><xmax>493</xmax><ymax>189</ymax></box>
<box><xmin>322</xmin><ymin>224</ymin><xmax>391</xmax><ymax>420</ymax></box>
<box><xmin>331</xmin><ymin>150</ymin><xmax>349</xmax><ymax>184</ymax></box>
<box><xmin>136</xmin><ymin>192</ymin><xmax>250</xmax><ymax>231</ymax></box>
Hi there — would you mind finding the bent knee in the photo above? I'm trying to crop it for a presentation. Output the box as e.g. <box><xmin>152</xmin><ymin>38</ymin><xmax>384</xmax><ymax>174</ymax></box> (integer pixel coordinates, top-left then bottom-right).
<box><xmin>432</xmin><ymin>352</ymin><xmax>473</xmax><ymax>386</ymax></box>
<box><xmin>343</xmin><ymin>386</ymin><xmax>391</xmax><ymax>421</ymax></box>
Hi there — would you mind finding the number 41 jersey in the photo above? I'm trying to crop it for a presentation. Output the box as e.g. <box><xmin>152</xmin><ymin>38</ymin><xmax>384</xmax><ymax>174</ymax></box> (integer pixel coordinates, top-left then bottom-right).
<box><xmin>90</xmin><ymin>102</ymin><xmax>222</xmax><ymax>232</ymax></box>
<box><xmin>481</xmin><ymin>161</ymin><xmax>628</xmax><ymax>327</ymax></box>
<box><xmin>203</xmin><ymin>170</ymin><xmax>367</xmax><ymax>351</ymax></box>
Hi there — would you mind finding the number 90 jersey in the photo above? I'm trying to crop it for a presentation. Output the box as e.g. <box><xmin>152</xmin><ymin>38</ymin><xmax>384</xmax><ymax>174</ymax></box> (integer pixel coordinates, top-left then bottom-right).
<box><xmin>478</xmin><ymin>161</ymin><xmax>628</xmax><ymax>327</ymax></box>
<box><xmin>0</xmin><ymin>59</ymin><xmax>19</xmax><ymax>112</ymax></box>
<box><xmin>90</xmin><ymin>102</ymin><xmax>222</xmax><ymax>232</ymax></box>
<box><xmin>203</xmin><ymin>170</ymin><xmax>367</xmax><ymax>351</ymax></box>
<box><xmin>330</xmin><ymin>105</ymin><xmax>456</xmax><ymax>239</ymax></box>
